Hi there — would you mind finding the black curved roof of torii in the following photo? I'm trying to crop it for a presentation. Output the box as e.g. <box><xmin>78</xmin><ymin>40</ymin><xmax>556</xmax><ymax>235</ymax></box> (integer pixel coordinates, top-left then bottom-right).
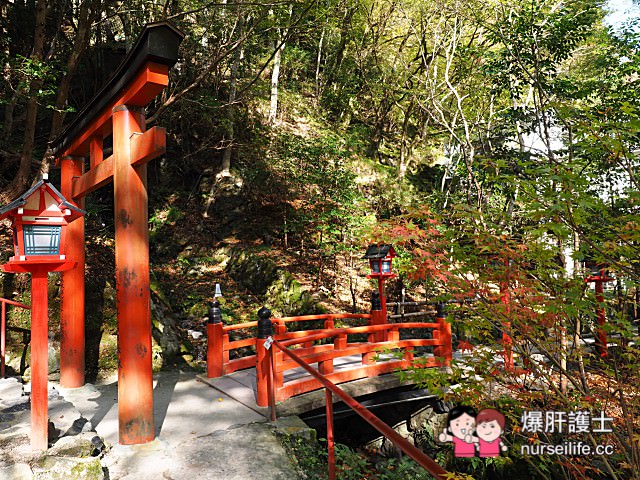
<box><xmin>50</xmin><ymin>21</ymin><xmax>185</xmax><ymax>157</ymax></box>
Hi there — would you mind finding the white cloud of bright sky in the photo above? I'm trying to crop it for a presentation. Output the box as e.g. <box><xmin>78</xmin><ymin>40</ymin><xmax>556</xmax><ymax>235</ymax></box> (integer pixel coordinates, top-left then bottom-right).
<box><xmin>605</xmin><ymin>0</ymin><xmax>640</xmax><ymax>30</ymax></box>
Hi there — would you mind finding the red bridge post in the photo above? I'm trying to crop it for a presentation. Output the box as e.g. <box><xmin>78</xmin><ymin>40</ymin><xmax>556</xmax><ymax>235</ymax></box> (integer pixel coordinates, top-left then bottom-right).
<box><xmin>368</xmin><ymin>291</ymin><xmax>387</xmax><ymax>343</ymax></box>
<box><xmin>207</xmin><ymin>300</ymin><xmax>224</xmax><ymax>378</ymax></box>
<box><xmin>434</xmin><ymin>303</ymin><xmax>452</xmax><ymax>366</ymax></box>
<box><xmin>256</xmin><ymin>306</ymin><xmax>272</xmax><ymax>407</ymax></box>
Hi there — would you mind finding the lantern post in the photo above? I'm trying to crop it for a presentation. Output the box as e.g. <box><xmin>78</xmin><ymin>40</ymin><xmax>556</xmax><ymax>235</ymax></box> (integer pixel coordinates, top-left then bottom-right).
<box><xmin>585</xmin><ymin>262</ymin><xmax>613</xmax><ymax>358</ymax></box>
<box><xmin>363</xmin><ymin>244</ymin><xmax>396</xmax><ymax>319</ymax></box>
<box><xmin>0</xmin><ymin>176</ymin><xmax>84</xmax><ymax>450</ymax></box>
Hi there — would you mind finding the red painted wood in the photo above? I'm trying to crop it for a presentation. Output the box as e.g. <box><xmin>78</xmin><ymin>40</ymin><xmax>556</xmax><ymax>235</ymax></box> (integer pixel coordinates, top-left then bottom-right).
<box><xmin>435</xmin><ymin>311</ymin><xmax>452</xmax><ymax>366</ymax></box>
<box><xmin>0</xmin><ymin>298</ymin><xmax>30</xmax><ymax>309</ymax></box>
<box><xmin>1</xmin><ymin>301</ymin><xmax>5</xmax><ymax>378</ymax></box>
<box><xmin>72</xmin><ymin>155</ymin><xmax>114</xmax><ymax>199</ymax></box>
<box><xmin>130</xmin><ymin>127</ymin><xmax>166</xmax><ymax>167</ymax></box>
<box><xmin>31</xmin><ymin>269</ymin><xmax>49</xmax><ymax>451</ymax></box>
<box><xmin>60</xmin><ymin>156</ymin><xmax>86</xmax><ymax>388</ymax></box>
<box><xmin>90</xmin><ymin>136</ymin><xmax>103</xmax><ymax>169</ymax></box>
<box><xmin>2</xmin><ymin>260</ymin><xmax>75</xmax><ymax>273</ymax></box>
<box><xmin>270</xmin><ymin>339</ymin><xmax>449</xmax><ymax>480</ymax></box>
<box><xmin>226</xmin><ymin>355</ymin><xmax>257</xmax><ymax>373</ymax></box>
<box><xmin>207</xmin><ymin>323</ymin><xmax>224</xmax><ymax>378</ymax></box>
<box><xmin>72</xmin><ymin>128</ymin><xmax>165</xmax><ymax>200</ymax></box>
<box><xmin>326</xmin><ymin>389</ymin><xmax>335</xmax><ymax>480</ymax></box>
<box><xmin>113</xmin><ymin>105</ymin><xmax>154</xmax><ymax>444</ymax></box>
<box><xmin>276</xmin><ymin>340</ymin><xmax>435</xmax><ymax>373</ymax></box>
<box><xmin>226</xmin><ymin>337</ymin><xmax>257</xmax><ymax>350</ymax></box>
<box><xmin>276</xmin><ymin>361</ymin><xmax>408</xmax><ymax>401</ymax></box>
<box><xmin>500</xmin><ymin>282</ymin><xmax>514</xmax><ymax>370</ymax></box>
<box><xmin>256</xmin><ymin>337</ymin><xmax>270</xmax><ymax>407</ymax></box>
<box><xmin>595</xmin><ymin>277</ymin><xmax>608</xmax><ymax>358</ymax></box>
<box><xmin>59</xmin><ymin>63</ymin><xmax>170</xmax><ymax>158</ymax></box>
<box><xmin>224</xmin><ymin>321</ymin><xmax>259</xmax><ymax>331</ymax></box>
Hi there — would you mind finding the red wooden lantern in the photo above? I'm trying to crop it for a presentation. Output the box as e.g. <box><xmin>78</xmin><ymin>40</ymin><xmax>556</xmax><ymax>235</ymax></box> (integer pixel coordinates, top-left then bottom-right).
<box><xmin>0</xmin><ymin>176</ymin><xmax>83</xmax><ymax>273</ymax></box>
<box><xmin>364</xmin><ymin>244</ymin><xmax>396</xmax><ymax>279</ymax></box>
<box><xmin>363</xmin><ymin>244</ymin><xmax>396</xmax><ymax>319</ymax></box>
<box><xmin>0</xmin><ymin>175</ymin><xmax>84</xmax><ymax>451</ymax></box>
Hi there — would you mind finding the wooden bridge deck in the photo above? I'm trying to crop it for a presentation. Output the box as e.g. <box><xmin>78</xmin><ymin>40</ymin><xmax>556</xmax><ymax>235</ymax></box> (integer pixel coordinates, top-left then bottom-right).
<box><xmin>199</xmin><ymin>353</ymin><xmax>421</xmax><ymax>416</ymax></box>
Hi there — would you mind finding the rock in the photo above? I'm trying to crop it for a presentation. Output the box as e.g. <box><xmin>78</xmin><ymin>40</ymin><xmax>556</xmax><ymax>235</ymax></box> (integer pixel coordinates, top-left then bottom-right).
<box><xmin>0</xmin><ymin>377</ymin><xmax>25</xmax><ymax>409</ymax></box>
<box><xmin>48</xmin><ymin>336</ymin><xmax>60</xmax><ymax>374</ymax></box>
<box><xmin>272</xmin><ymin>416</ymin><xmax>316</xmax><ymax>442</ymax></box>
<box><xmin>266</xmin><ymin>271</ymin><xmax>321</xmax><ymax>316</ymax></box>
<box><xmin>226</xmin><ymin>250</ymin><xmax>279</xmax><ymax>295</ymax></box>
<box><xmin>48</xmin><ymin>432</ymin><xmax>104</xmax><ymax>458</ymax></box>
<box><xmin>32</xmin><ymin>456</ymin><xmax>104</xmax><ymax>480</ymax></box>
<box><xmin>0</xmin><ymin>463</ymin><xmax>33</xmax><ymax>480</ymax></box>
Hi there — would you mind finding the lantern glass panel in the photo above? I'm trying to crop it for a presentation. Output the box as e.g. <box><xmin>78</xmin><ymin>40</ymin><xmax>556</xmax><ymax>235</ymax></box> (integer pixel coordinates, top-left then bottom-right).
<box><xmin>23</xmin><ymin>225</ymin><xmax>61</xmax><ymax>255</ymax></box>
<box><xmin>370</xmin><ymin>260</ymin><xmax>380</xmax><ymax>273</ymax></box>
<box><xmin>382</xmin><ymin>260</ymin><xmax>392</xmax><ymax>273</ymax></box>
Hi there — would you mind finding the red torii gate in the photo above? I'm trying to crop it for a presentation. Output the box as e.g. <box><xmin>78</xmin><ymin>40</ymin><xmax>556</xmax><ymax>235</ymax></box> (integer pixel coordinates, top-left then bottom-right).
<box><xmin>50</xmin><ymin>22</ymin><xmax>183</xmax><ymax>445</ymax></box>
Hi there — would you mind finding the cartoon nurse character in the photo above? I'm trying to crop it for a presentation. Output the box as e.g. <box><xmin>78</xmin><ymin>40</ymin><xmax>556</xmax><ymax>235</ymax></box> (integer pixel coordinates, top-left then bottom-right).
<box><xmin>438</xmin><ymin>405</ymin><xmax>478</xmax><ymax>457</ymax></box>
<box><xmin>475</xmin><ymin>408</ymin><xmax>508</xmax><ymax>457</ymax></box>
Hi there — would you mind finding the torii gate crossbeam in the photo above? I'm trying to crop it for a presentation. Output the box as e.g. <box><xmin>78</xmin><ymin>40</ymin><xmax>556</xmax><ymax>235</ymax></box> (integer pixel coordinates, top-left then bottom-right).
<box><xmin>51</xmin><ymin>22</ymin><xmax>184</xmax><ymax>445</ymax></box>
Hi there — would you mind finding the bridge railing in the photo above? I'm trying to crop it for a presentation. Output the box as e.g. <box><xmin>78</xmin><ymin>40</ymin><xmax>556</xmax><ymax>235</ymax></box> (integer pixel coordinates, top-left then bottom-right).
<box><xmin>1</xmin><ymin>297</ymin><xmax>31</xmax><ymax>378</ymax></box>
<box><xmin>206</xmin><ymin>312</ymin><xmax>372</xmax><ymax>378</ymax></box>
<box><xmin>255</xmin><ymin>306</ymin><xmax>452</xmax><ymax>406</ymax></box>
<box><xmin>265</xmin><ymin>336</ymin><xmax>450</xmax><ymax>480</ymax></box>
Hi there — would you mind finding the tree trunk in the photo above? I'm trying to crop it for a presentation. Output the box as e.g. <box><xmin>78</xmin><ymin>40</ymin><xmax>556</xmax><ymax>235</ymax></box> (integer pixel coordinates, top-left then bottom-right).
<box><xmin>48</xmin><ymin>0</ymin><xmax>96</xmax><ymax>143</ymax></box>
<box><xmin>315</xmin><ymin>26</ymin><xmax>325</xmax><ymax>100</ymax></box>
<box><xmin>220</xmin><ymin>10</ymin><xmax>245</xmax><ymax>175</ymax></box>
<box><xmin>268</xmin><ymin>37</ymin><xmax>283</xmax><ymax>124</ymax></box>
<box><xmin>1</xmin><ymin>0</ymin><xmax>47</xmax><ymax>204</ymax></box>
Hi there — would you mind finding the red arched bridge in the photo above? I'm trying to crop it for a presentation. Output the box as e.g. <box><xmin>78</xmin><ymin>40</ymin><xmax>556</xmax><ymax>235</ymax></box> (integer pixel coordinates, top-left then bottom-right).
<box><xmin>204</xmin><ymin>298</ymin><xmax>453</xmax><ymax>408</ymax></box>
<box><xmin>201</xmin><ymin>295</ymin><xmax>454</xmax><ymax>480</ymax></box>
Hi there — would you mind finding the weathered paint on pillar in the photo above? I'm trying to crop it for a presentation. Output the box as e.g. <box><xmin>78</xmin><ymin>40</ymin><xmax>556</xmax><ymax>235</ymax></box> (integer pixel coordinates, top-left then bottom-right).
<box><xmin>60</xmin><ymin>156</ymin><xmax>86</xmax><ymax>388</ymax></box>
<box><xmin>31</xmin><ymin>269</ymin><xmax>49</xmax><ymax>451</ymax></box>
<box><xmin>112</xmin><ymin>104</ymin><xmax>154</xmax><ymax>444</ymax></box>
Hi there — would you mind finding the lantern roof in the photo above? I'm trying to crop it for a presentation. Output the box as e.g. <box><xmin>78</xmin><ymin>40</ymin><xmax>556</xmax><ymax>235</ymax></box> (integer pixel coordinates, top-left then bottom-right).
<box><xmin>363</xmin><ymin>244</ymin><xmax>395</xmax><ymax>260</ymax></box>
<box><xmin>0</xmin><ymin>179</ymin><xmax>85</xmax><ymax>222</ymax></box>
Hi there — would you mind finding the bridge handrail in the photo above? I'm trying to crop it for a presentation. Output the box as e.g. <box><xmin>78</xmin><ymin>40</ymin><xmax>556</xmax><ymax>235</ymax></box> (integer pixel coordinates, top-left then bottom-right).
<box><xmin>222</xmin><ymin>313</ymin><xmax>371</xmax><ymax>332</ymax></box>
<box><xmin>1</xmin><ymin>297</ymin><xmax>31</xmax><ymax>378</ymax></box>
<box><xmin>266</xmin><ymin>337</ymin><xmax>450</xmax><ymax>480</ymax></box>
<box><xmin>208</xmin><ymin>313</ymin><xmax>373</xmax><ymax>377</ymax></box>
<box><xmin>257</xmin><ymin>318</ymin><xmax>450</xmax><ymax>404</ymax></box>
<box><xmin>278</xmin><ymin>322</ymin><xmax>439</xmax><ymax>348</ymax></box>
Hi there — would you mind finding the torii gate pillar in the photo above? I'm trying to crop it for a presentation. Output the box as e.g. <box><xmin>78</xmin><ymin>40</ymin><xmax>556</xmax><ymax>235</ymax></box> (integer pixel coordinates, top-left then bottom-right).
<box><xmin>51</xmin><ymin>21</ymin><xmax>184</xmax><ymax>445</ymax></box>
<box><xmin>112</xmin><ymin>105</ymin><xmax>154</xmax><ymax>442</ymax></box>
<box><xmin>60</xmin><ymin>156</ymin><xmax>85</xmax><ymax>388</ymax></box>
